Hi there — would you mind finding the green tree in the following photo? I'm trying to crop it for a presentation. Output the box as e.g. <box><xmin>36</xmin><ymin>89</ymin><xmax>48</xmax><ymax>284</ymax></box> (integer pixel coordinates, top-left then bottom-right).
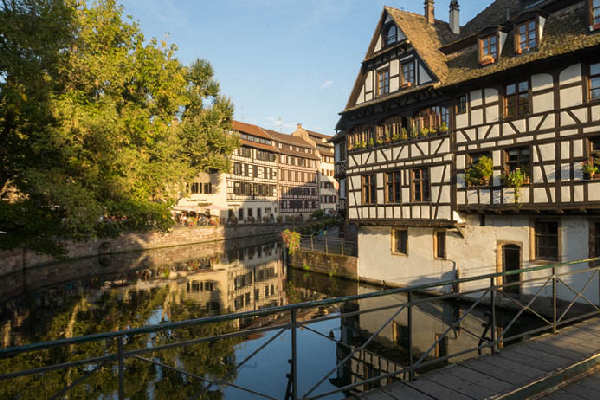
<box><xmin>0</xmin><ymin>0</ymin><xmax>238</xmax><ymax>255</ymax></box>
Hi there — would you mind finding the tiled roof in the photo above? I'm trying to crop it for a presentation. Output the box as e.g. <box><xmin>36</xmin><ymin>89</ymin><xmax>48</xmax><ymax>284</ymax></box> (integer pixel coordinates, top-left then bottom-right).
<box><xmin>305</xmin><ymin>129</ymin><xmax>332</xmax><ymax>140</ymax></box>
<box><xmin>265</xmin><ymin>130</ymin><xmax>321</xmax><ymax>160</ymax></box>
<box><xmin>232</xmin><ymin>120</ymin><xmax>271</xmax><ymax>140</ymax></box>
<box><xmin>266</xmin><ymin>130</ymin><xmax>312</xmax><ymax>148</ymax></box>
<box><xmin>444</xmin><ymin>1</ymin><xmax>600</xmax><ymax>86</ymax></box>
<box><xmin>239</xmin><ymin>139</ymin><xmax>278</xmax><ymax>153</ymax></box>
<box><xmin>343</xmin><ymin>0</ymin><xmax>600</xmax><ymax>113</ymax></box>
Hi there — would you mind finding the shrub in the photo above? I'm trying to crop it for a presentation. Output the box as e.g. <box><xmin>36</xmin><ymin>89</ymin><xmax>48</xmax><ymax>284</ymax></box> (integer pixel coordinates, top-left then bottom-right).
<box><xmin>465</xmin><ymin>156</ymin><xmax>493</xmax><ymax>187</ymax></box>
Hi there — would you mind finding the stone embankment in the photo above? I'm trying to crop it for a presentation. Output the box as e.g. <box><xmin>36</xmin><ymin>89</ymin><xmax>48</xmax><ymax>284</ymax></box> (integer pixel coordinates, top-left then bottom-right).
<box><xmin>0</xmin><ymin>224</ymin><xmax>287</xmax><ymax>277</ymax></box>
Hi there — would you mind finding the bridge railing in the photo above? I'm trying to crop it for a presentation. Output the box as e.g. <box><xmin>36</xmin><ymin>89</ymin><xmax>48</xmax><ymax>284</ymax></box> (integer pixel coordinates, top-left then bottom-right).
<box><xmin>299</xmin><ymin>234</ymin><xmax>357</xmax><ymax>256</ymax></box>
<box><xmin>0</xmin><ymin>257</ymin><xmax>599</xmax><ymax>399</ymax></box>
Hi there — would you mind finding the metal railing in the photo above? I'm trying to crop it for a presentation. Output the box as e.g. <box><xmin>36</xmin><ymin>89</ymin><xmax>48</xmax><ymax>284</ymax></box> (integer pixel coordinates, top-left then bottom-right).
<box><xmin>299</xmin><ymin>234</ymin><xmax>357</xmax><ymax>256</ymax></box>
<box><xmin>1</xmin><ymin>257</ymin><xmax>599</xmax><ymax>399</ymax></box>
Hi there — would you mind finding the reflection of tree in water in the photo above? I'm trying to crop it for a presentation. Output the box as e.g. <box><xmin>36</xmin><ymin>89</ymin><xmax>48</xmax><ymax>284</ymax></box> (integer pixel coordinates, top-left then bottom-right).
<box><xmin>0</xmin><ymin>288</ymin><xmax>242</xmax><ymax>399</ymax></box>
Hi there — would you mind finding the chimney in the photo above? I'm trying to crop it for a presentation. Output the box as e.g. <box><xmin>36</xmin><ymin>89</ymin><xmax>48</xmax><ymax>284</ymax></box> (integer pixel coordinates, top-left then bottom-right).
<box><xmin>297</xmin><ymin>123</ymin><xmax>303</xmax><ymax>130</ymax></box>
<box><xmin>449</xmin><ymin>0</ymin><xmax>460</xmax><ymax>34</ymax></box>
<box><xmin>425</xmin><ymin>0</ymin><xmax>435</xmax><ymax>24</ymax></box>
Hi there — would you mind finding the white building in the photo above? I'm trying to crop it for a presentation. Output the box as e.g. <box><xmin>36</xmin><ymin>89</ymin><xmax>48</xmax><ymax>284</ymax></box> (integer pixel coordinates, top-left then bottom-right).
<box><xmin>335</xmin><ymin>0</ymin><xmax>600</xmax><ymax>295</ymax></box>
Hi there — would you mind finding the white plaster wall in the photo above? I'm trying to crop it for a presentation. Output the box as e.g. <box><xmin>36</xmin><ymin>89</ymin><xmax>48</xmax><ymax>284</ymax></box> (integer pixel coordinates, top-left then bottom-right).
<box><xmin>533</xmin><ymin>92</ymin><xmax>554</xmax><ymax>114</ymax></box>
<box><xmin>358</xmin><ymin>226</ymin><xmax>455</xmax><ymax>289</ymax></box>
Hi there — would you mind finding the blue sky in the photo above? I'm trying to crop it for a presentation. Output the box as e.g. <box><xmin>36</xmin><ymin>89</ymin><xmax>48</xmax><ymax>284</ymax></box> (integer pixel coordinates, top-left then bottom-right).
<box><xmin>121</xmin><ymin>1</ymin><xmax>489</xmax><ymax>135</ymax></box>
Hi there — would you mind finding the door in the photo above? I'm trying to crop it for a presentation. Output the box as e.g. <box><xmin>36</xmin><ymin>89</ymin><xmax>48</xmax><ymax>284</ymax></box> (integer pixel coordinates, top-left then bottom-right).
<box><xmin>502</xmin><ymin>245</ymin><xmax>521</xmax><ymax>295</ymax></box>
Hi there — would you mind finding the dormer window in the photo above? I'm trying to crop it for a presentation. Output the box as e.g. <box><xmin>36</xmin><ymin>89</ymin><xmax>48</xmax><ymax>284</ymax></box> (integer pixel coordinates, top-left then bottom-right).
<box><xmin>592</xmin><ymin>0</ymin><xmax>600</xmax><ymax>29</ymax></box>
<box><xmin>401</xmin><ymin>62</ymin><xmax>415</xmax><ymax>87</ymax></box>
<box><xmin>384</xmin><ymin>24</ymin><xmax>398</xmax><ymax>47</ymax></box>
<box><xmin>479</xmin><ymin>35</ymin><xmax>498</xmax><ymax>65</ymax></box>
<box><xmin>516</xmin><ymin>20</ymin><xmax>538</xmax><ymax>54</ymax></box>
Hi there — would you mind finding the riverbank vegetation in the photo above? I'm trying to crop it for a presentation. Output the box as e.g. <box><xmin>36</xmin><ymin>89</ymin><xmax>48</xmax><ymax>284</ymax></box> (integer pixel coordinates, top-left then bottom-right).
<box><xmin>0</xmin><ymin>0</ymin><xmax>238</xmax><ymax>255</ymax></box>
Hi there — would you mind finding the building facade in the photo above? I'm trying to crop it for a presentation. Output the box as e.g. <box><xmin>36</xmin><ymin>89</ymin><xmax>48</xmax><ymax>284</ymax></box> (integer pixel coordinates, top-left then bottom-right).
<box><xmin>292</xmin><ymin>123</ymin><xmax>339</xmax><ymax>215</ymax></box>
<box><xmin>336</xmin><ymin>0</ymin><xmax>600</xmax><ymax>289</ymax></box>
<box><xmin>268</xmin><ymin>129</ymin><xmax>321</xmax><ymax>222</ymax></box>
<box><xmin>228</xmin><ymin>121</ymin><xmax>279</xmax><ymax>223</ymax></box>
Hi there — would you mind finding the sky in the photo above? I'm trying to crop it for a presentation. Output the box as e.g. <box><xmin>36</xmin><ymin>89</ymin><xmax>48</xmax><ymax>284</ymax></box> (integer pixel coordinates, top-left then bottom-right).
<box><xmin>120</xmin><ymin>0</ymin><xmax>490</xmax><ymax>136</ymax></box>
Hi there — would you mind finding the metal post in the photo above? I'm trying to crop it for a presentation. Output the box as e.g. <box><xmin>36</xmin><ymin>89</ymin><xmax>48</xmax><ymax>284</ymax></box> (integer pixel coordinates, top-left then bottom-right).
<box><xmin>117</xmin><ymin>336</ymin><xmax>125</xmax><ymax>400</ymax></box>
<box><xmin>552</xmin><ymin>266</ymin><xmax>557</xmax><ymax>334</ymax></box>
<box><xmin>325</xmin><ymin>237</ymin><xmax>329</xmax><ymax>254</ymax></box>
<box><xmin>341</xmin><ymin>241</ymin><xmax>345</xmax><ymax>256</ymax></box>
<box><xmin>311</xmin><ymin>236</ymin><xmax>314</xmax><ymax>251</ymax></box>
<box><xmin>290</xmin><ymin>309</ymin><xmax>298</xmax><ymax>400</ymax></box>
<box><xmin>490</xmin><ymin>277</ymin><xmax>497</xmax><ymax>354</ymax></box>
<box><xmin>407</xmin><ymin>291</ymin><xmax>414</xmax><ymax>381</ymax></box>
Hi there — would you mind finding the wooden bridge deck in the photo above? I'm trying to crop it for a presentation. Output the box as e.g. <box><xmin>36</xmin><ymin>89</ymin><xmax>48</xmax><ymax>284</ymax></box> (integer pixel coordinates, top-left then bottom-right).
<box><xmin>356</xmin><ymin>318</ymin><xmax>600</xmax><ymax>400</ymax></box>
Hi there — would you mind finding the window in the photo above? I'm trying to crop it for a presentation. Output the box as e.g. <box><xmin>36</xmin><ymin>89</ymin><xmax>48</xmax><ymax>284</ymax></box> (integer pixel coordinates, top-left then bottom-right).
<box><xmin>535</xmin><ymin>220</ymin><xmax>559</xmax><ymax>261</ymax></box>
<box><xmin>504</xmin><ymin>147</ymin><xmax>530</xmax><ymax>178</ymax></box>
<box><xmin>384</xmin><ymin>171</ymin><xmax>401</xmax><ymax>203</ymax></box>
<box><xmin>384</xmin><ymin>24</ymin><xmax>397</xmax><ymax>46</ymax></box>
<box><xmin>434</xmin><ymin>231</ymin><xmax>446</xmax><ymax>259</ymax></box>
<box><xmin>238</xmin><ymin>208</ymin><xmax>244</xmax><ymax>220</ymax></box>
<box><xmin>590</xmin><ymin>63</ymin><xmax>600</xmax><ymax>101</ymax></box>
<box><xmin>411</xmin><ymin>168</ymin><xmax>430</xmax><ymax>202</ymax></box>
<box><xmin>456</xmin><ymin>95</ymin><xmax>467</xmax><ymax>115</ymax></box>
<box><xmin>592</xmin><ymin>0</ymin><xmax>600</xmax><ymax>27</ymax></box>
<box><xmin>505</xmin><ymin>81</ymin><xmax>530</xmax><ymax>119</ymax></box>
<box><xmin>239</xmin><ymin>147</ymin><xmax>252</xmax><ymax>158</ymax></box>
<box><xmin>233</xmin><ymin>162</ymin><xmax>242</xmax><ymax>175</ymax></box>
<box><xmin>361</xmin><ymin>174</ymin><xmax>377</xmax><ymax>205</ymax></box>
<box><xmin>392</xmin><ymin>229</ymin><xmax>408</xmax><ymax>255</ymax></box>
<box><xmin>480</xmin><ymin>35</ymin><xmax>498</xmax><ymax>63</ymax></box>
<box><xmin>376</xmin><ymin>68</ymin><xmax>390</xmax><ymax>96</ymax></box>
<box><xmin>401</xmin><ymin>62</ymin><xmax>415</xmax><ymax>86</ymax></box>
<box><xmin>516</xmin><ymin>20</ymin><xmax>537</xmax><ymax>54</ymax></box>
<box><xmin>191</xmin><ymin>182</ymin><xmax>200</xmax><ymax>194</ymax></box>
<box><xmin>203</xmin><ymin>183</ymin><xmax>212</xmax><ymax>194</ymax></box>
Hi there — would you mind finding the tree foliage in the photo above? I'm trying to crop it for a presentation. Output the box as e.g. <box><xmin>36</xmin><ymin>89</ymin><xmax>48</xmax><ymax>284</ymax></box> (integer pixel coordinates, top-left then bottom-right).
<box><xmin>0</xmin><ymin>0</ymin><xmax>238</xmax><ymax>254</ymax></box>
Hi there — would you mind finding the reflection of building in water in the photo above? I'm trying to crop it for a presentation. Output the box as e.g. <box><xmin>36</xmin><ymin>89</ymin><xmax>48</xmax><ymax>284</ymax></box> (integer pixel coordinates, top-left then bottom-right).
<box><xmin>0</xmin><ymin>239</ymin><xmax>286</xmax><ymax>348</ymax></box>
<box><xmin>333</xmin><ymin>288</ymin><xmax>496</xmax><ymax>394</ymax></box>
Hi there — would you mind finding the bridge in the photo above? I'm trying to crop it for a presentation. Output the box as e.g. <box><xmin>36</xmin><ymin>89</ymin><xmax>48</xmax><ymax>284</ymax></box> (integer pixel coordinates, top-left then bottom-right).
<box><xmin>0</xmin><ymin>257</ymin><xmax>599</xmax><ymax>399</ymax></box>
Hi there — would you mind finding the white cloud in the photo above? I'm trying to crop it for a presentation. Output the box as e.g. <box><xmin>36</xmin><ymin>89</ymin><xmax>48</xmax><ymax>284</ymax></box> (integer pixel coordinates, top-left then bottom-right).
<box><xmin>265</xmin><ymin>116</ymin><xmax>296</xmax><ymax>131</ymax></box>
<box><xmin>320</xmin><ymin>80</ymin><xmax>334</xmax><ymax>89</ymax></box>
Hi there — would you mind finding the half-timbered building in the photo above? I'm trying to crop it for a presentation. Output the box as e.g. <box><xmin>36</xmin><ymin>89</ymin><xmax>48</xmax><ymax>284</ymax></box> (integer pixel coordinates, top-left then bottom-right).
<box><xmin>336</xmin><ymin>0</ymin><xmax>600</xmax><ymax>288</ymax></box>
<box><xmin>267</xmin><ymin>130</ymin><xmax>320</xmax><ymax>221</ymax></box>
<box><xmin>292</xmin><ymin>124</ymin><xmax>339</xmax><ymax>215</ymax></box>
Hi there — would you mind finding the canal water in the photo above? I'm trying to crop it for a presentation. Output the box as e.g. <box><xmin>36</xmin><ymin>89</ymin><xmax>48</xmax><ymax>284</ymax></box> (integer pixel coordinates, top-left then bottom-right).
<box><xmin>0</xmin><ymin>236</ymin><xmax>540</xmax><ymax>399</ymax></box>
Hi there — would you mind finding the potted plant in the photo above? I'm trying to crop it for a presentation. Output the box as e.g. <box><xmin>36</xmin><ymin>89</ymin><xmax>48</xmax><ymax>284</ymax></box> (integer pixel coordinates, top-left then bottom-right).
<box><xmin>582</xmin><ymin>161</ymin><xmax>599</xmax><ymax>180</ymax></box>
<box><xmin>368</xmin><ymin>138</ymin><xmax>375</xmax><ymax>147</ymax></box>
<box><xmin>465</xmin><ymin>155</ymin><xmax>493</xmax><ymax>187</ymax></box>
<box><xmin>439</xmin><ymin>123</ymin><xmax>449</xmax><ymax>134</ymax></box>
<box><xmin>480</xmin><ymin>55</ymin><xmax>495</xmax><ymax>66</ymax></box>
<box><xmin>401</xmin><ymin>128</ymin><xmax>408</xmax><ymax>140</ymax></box>
<box><xmin>376</xmin><ymin>138</ymin><xmax>384</xmax><ymax>146</ymax></box>
<box><xmin>401</xmin><ymin>81</ymin><xmax>413</xmax><ymax>89</ymax></box>
<box><xmin>503</xmin><ymin>168</ymin><xmax>528</xmax><ymax>204</ymax></box>
<box><xmin>392</xmin><ymin>132</ymin><xmax>401</xmax><ymax>142</ymax></box>
<box><xmin>419</xmin><ymin>127</ymin><xmax>430</xmax><ymax>137</ymax></box>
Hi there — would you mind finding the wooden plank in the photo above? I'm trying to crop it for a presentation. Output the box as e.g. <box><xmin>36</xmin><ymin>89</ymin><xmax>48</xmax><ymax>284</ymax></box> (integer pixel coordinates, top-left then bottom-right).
<box><xmin>460</xmin><ymin>357</ymin><xmax>543</xmax><ymax>385</ymax></box>
<box><xmin>544</xmin><ymin>390</ymin><xmax>589</xmax><ymax>400</ymax></box>
<box><xmin>499</xmin><ymin>344</ymin><xmax>573</xmax><ymax>371</ymax></box>
<box><xmin>442</xmin><ymin>365</ymin><xmax>513</xmax><ymax>391</ymax></box>
<box><xmin>407</xmin><ymin>378</ymin><xmax>476</xmax><ymax>400</ymax></box>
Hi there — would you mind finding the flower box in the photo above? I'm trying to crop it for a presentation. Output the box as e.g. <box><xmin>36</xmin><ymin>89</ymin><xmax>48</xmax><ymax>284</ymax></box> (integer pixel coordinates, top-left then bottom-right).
<box><xmin>480</xmin><ymin>55</ymin><xmax>496</xmax><ymax>66</ymax></box>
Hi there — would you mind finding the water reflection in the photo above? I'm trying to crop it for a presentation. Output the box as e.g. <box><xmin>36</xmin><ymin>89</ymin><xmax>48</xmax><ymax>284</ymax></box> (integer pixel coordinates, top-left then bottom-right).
<box><xmin>0</xmin><ymin>238</ymin><xmax>540</xmax><ymax>399</ymax></box>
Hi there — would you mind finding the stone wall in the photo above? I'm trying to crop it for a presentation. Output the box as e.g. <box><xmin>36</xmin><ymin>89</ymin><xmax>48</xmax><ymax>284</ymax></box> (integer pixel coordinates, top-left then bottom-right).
<box><xmin>288</xmin><ymin>249</ymin><xmax>358</xmax><ymax>280</ymax></box>
<box><xmin>0</xmin><ymin>224</ymin><xmax>288</xmax><ymax>277</ymax></box>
